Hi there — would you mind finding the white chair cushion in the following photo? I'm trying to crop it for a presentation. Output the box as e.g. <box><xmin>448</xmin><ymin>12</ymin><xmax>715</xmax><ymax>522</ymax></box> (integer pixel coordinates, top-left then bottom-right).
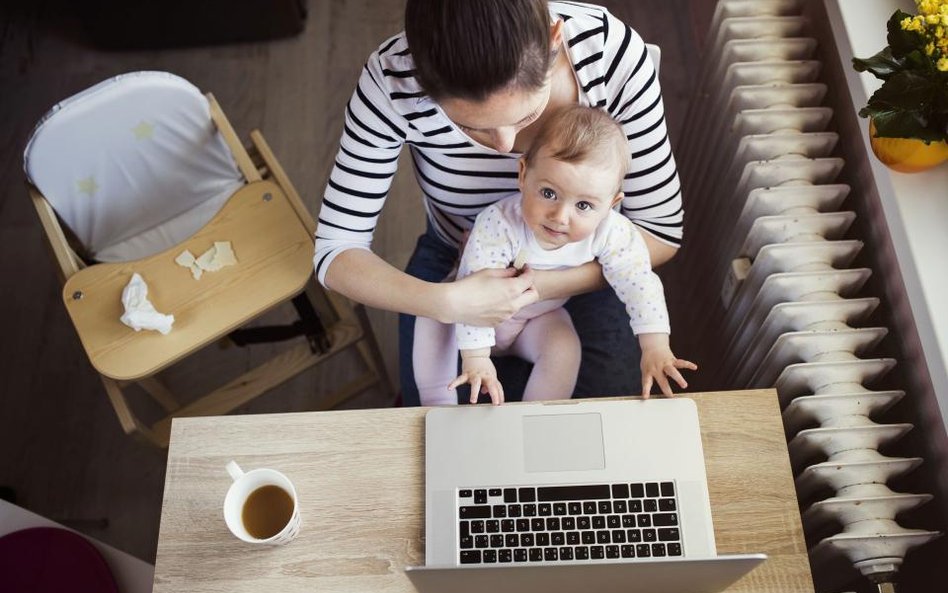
<box><xmin>24</xmin><ymin>71</ymin><xmax>244</xmax><ymax>262</ymax></box>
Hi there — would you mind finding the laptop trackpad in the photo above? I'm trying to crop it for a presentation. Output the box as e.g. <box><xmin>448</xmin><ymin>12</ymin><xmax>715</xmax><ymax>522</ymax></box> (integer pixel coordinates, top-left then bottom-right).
<box><xmin>522</xmin><ymin>413</ymin><xmax>605</xmax><ymax>473</ymax></box>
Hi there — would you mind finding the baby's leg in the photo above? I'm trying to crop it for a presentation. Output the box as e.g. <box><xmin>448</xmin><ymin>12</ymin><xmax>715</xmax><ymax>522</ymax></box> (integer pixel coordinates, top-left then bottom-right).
<box><xmin>413</xmin><ymin>316</ymin><xmax>460</xmax><ymax>405</ymax></box>
<box><xmin>509</xmin><ymin>308</ymin><xmax>580</xmax><ymax>401</ymax></box>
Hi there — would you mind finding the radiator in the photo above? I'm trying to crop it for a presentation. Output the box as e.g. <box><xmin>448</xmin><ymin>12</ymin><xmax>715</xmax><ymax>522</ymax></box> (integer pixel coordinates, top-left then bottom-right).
<box><xmin>677</xmin><ymin>1</ymin><xmax>942</xmax><ymax>590</ymax></box>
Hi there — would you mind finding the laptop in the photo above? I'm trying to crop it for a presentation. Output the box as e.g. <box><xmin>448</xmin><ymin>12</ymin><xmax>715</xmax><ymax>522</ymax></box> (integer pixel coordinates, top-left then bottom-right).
<box><xmin>405</xmin><ymin>398</ymin><xmax>766</xmax><ymax>593</ymax></box>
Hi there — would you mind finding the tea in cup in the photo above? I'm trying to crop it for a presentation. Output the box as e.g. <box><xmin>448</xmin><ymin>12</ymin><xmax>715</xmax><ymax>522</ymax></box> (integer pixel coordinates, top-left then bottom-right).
<box><xmin>223</xmin><ymin>461</ymin><xmax>300</xmax><ymax>545</ymax></box>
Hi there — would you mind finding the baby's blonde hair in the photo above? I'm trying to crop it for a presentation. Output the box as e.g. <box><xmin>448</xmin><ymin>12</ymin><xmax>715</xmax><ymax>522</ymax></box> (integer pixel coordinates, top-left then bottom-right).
<box><xmin>523</xmin><ymin>105</ymin><xmax>630</xmax><ymax>194</ymax></box>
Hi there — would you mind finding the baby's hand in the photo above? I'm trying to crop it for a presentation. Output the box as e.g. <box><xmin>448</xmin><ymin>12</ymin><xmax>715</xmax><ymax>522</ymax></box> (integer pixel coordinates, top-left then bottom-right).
<box><xmin>448</xmin><ymin>350</ymin><xmax>505</xmax><ymax>405</ymax></box>
<box><xmin>638</xmin><ymin>333</ymin><xmax>698</xmax><ymax>399</ymax></box>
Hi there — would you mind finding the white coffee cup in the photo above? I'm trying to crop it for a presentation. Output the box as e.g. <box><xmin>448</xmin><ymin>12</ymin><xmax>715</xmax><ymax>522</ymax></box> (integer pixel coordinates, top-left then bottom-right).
<box><xmin>223</xmin><ymin>461</ymin><xmax>301</xmax><ymax>545</ymax></box>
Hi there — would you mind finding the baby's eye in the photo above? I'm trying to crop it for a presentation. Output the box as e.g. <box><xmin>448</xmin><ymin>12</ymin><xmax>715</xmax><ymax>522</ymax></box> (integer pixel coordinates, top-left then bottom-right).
<box><xmin>577</xmin><ymin>201</ymin><xmax>594</xmax><ymax>211</ymax></box>
<box><xmin>540</xmin><ymin>188</ymin><xmax>556</xmax><ymax>200</ymax></box>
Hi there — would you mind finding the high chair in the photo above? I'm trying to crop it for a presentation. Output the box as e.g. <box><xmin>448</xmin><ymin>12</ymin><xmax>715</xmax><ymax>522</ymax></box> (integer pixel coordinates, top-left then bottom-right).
<box><xmin>24</xmin><ymin>71</ymin><xmax>392</xmax><ymax>447</ymax></box>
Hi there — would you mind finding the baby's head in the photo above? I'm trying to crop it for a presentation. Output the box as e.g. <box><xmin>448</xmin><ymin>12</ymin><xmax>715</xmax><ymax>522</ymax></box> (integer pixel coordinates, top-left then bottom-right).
<box><xmin>519</xmin><ymin>105</ymin><xmax>629</xmax><ymax>249</ymax></box>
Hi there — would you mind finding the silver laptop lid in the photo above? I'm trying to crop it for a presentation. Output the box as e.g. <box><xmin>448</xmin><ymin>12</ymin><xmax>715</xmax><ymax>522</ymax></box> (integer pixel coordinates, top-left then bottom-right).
<box><xmin>406</xmin><ymin>555</ymin><xmax>768</xmax><ymax>593</ymax></box>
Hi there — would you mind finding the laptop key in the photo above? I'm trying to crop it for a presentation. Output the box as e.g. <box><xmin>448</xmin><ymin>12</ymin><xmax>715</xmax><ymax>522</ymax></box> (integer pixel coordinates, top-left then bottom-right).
<box><xmin>529</xmin><ymin>549</ymin><xmax>542</xmax><ymax>562</ymax></box>
<box><xmin>652</xmin><ymin>513</ymin><xmax>678</xmax><ymax>527</ymax></box>
<box><xmin>538</xmin><ymin>503</ymin><xmax>552</xmax><ymax>516</ymax></box>
<box><xmin>582</xmin><ymin>531</ymin><xmax>596</xmax><ymax>544</ymax></box>
<box><xmin>519</xmin><ymin>488</ymin><xmax>536</xmax><ymax>503</ymax></box>
<box><xmin>475</xmin><ymin>535</ymin><xmax>488</xmax><ymax>548</ymax></box>
<box><xmin>460</xmin><ymin>521</ymin><xmax>470</xmax><ymax>538</ymax></box>
<box><xmin>583</xmin><ymin>502</ymin><xmax>597</xmax><ymax>514</ymax></box>
<box><xmin>577</xmin><ymin>517</ymin><xmax>591</xmax><ymax>530</ymax></box>
<box><xmin>637</xmin><ymin>515</ymin><xmax>651</xmax><ymax>527</ymax></box>
<box><xmin>627</xmin><ymin>529</ymin><xmax>641</xmax><ymax>542</ymax></box>
<box><xmin>486</xmin><ymin>520</ymin><xmax>499</xmax><ymax>533</ymax></box>
<box><xmin>667</xmin><ymin>543</ymin><xmax>682</xmax><ymax>556</ymax></box>
<box><xmin>536</xmin><ymin>533</ymin><xmax>550</xmax><ymax>546</ymax></box>
<box><xmin>612</xmin><ymin>483</ymin><xmax>630</xmax><ymax>499</ymax></box>
<box><xmin>622</xmin><ymin>514</ymin><xmax>635</xmax><ymax>528</ymax></box>
<box><xmin>592</xmin><ymin>516</ymin><xmax>605</xmax><ymax>529</ymax></box>
<box><xmin>514</xmin><ymin>548</ymin><xmax>528</xmax><ymax>562</ymax></box>
<box><xmin>559</xmin><ymin>546</ymin><xmax>573</xmax><ymax>560</ymax></box>
<box><xmin>471</xmin><ymin>520</ymin><xmax>485</xmax><ymax>533</ymax></box>
<box><xmin>643</xmin><ymin>529</ymin><xmax>656</xmax><ymax>542</ymax></box>
<box><xmin>659</xmin><ymin>498</ymin><xmax>676</xmax><ymax>512</ymax></box>
<box><xmin>523</xmin><ymin>504</ymin><xmax>537</xmax><ymax>517</ymax></box>
<box><xmin>636</xmin><ymin>543</ymin><xmax>651</xmax><ymax>557</ymax></box>
<box><xmin>460</xmin><ymin>536</ymin><xmax>473</xmax><ymax>549</ymax></box>
<box><xmin>459</xmin><ymin>489</ymin><xmax>473</xmax><ymax>498</ymax></box>
<box><xmin>598</xmin><ymin>501</ymin><xmax>612</xmax><ymax>514</ymax></box>
<box><xmin>660</xmin><ymin>482</ymin><xmax>675</xmax><ymax>497</ymax></box>
<box><xmin>483</xmin><ymin>550</ymin><xmax>497</xmax><ymax>563</ymax></box>
<box><xmin>553</xmin><ymin>503</ymin><xmax>567</xmax><ymax>516</ymax></box>
<box><xmin>629</xmin><ymin>500</ymin><xmax>643</xmax><ymax>513</ymax></box>
<box><xmin>645</xmin><ymin>483</ymin><xmax>660</xmax><ymax>498</ymax></box>
<box><xmin>629</xmin><ymin>483</ymin><xmax>645</xmax><ymax>498</ymax></box>
<box><xmin>612</xmin><ymin>530</ymin><xmax>626</xmax><ymax>543</ymax></box>
<box><xmin>574</xmin><ymin>546</ymin><xmax>590</xmax><ymax>560</ymax></box>
<box><xmin>568</xmin><ymin>502</ymin><xmax>582</xmax><ymax>515</ymax></box>
<box><xmin>607</xmin><ymin>515</ymin><xmax>620</xmax><ymax>529</ymax></box>
<box><xmin>516</xmin><ymin>519</ymin><xmax>530</xmax><ymax>532</ymax></box>
<box><xmin>493</xmin><ymin>505</ymin><xmax>507</xmax><ymax>518</ymax></box>
<box><xmin>546</xmin><ymin>518</ymin><xmax>560</xmax><ymax>531</ymax></box>
<box><xmin>537</xmin><ymin>484</ymin><xmax>610</xmax><ymax>501</ymax></box>
<box><xmin>505</xmin><ymin>534</ymin><xmax>519</xmax><ymax>547</ymax></box>
<box><xmin>460</xmin><ymin>550</ymin><xmax>481</xmax><ymax>564</ymax></box>
<box><xmin>590</xmin><ymin>545</ymin><xmax>605</xmax><ymax>559</ymax></box>
<box><xmin>614</xmin><ymin>500</ymin><xmax>627</xmax><ymax>513</ymax></box>
<box><xmin>652</xmin><ymin>543</ymin><xmax>666</xmax><ymax>557</ymax></box>
<box><xmin>475</xmin><ymin>489</ymin><xmax>488</xmax><ymax>504</ymax></box>
<box><xmin>460</xmin><ymin>506</ymin><xmax>492</xmax><ymax>520</ymax></box>
<box><xmin>621</xmin><ymin>544</ymin><xmax>635</xmax><ymax>558</ymax></box>
<box><xmin>520</xmin><ymin>533</ymin><xmax>534</xmax><ymax>547</ymax></box>
<box><xmin>658</xmin><ymin>528</ymin><xmax>680</xmax><ymax>541</ymax></box>
<box><xmin>489</xmin><ymin>488</ymin><xmax>501</xmax><ymax>497</ymax></box>
<box><xmin>503</xmin><ymin>488</ymin><xmax>517</xmax><ymax>503</ymax></box>
<box><xmin>643</xmin><ymin>499</ymin><xmax>657</xmax><ymax>513</ymax></box>
<box><xmin>562</xmin><ymin>517</ymin><xmax>575</xmax><ymax>530</ymax></box>
<box><xmin>499</xmin><ymin>549</ymin><xmax>512</xmax><ymax>563</ymax></box>
<box><xmin>544</xmin><ymin>548</ymin><xmax>558</xmax><ymax>561</ymax></box>
<box><xmin>596</xmin><ymin>531</ymin><xmax>610</xmax><ymax>544</ymax></box>
<box><xmin>606</xmin><ymin>545</ymin><xmax>620</xmax><ymax>559</ymax></box>
<box><xmin>507</xmin><ymin>504</ymin><xmax>522</xmax><ymax>517</ymax></box>
<box><xmin>567</xmin><ymin>532</ymin><xmax>580</xmax><ymax>545</ymax></box>
<box><xmin>490</xmin><ymin>535</ymin><xmax>504</xmax><ymax>547</ymax></box>
<box><xmin>551</xmin><ymin>532</ymin><xmax>565</xmax><ymax>546</ymax></box>
<box><xmin>531</xmin><ymin>518</ymin><xmax>545</xmax><ymax>531</ymax></box>
<box><xmin>501</xmin><ymin>519</ymin><xmax>515</xmax><ymax>532</ymax></box>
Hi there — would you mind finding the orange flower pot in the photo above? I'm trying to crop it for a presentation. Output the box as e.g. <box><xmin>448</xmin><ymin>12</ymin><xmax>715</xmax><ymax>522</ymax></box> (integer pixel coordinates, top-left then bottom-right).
<box><xmin>869</xmin><ymin>120</ymin><xmax>948</xmax><ymax>173</ymax></box>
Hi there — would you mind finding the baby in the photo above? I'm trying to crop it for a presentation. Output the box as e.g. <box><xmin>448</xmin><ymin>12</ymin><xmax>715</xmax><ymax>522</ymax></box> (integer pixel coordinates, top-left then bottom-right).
<box><xmin>413</xmin><ymin>105</ymin><xmax>695</xmax><ymax>404</ymax></box>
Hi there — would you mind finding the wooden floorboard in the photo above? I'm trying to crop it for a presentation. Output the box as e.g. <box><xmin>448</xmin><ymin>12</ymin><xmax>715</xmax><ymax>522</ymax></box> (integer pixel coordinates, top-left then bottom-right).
<box><xmin>0</xmin><ymin>0</ymin><xmax>707</xmax><ymax>563</ymax></box>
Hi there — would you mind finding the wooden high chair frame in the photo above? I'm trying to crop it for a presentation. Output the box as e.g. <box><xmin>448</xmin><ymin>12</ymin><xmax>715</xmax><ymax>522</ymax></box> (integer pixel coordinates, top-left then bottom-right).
<box><xmin>28</xmin><ymin>93</ymin><xmax>393</xmax><ymax>448</ymax></box>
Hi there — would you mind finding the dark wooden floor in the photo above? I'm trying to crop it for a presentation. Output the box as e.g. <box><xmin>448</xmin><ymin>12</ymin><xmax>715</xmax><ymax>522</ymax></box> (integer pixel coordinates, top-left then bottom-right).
<box><xmin>0</xmin><ymin>0</ymin><xmax>710</xmax><ymax>564</ymax></box>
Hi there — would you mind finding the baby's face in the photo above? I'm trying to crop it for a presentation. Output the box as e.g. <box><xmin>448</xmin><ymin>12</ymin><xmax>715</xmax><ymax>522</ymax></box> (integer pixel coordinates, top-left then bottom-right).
<box><xmin>518</xmin><ymin>148</ymin><xmax>622</xmax><ymax>250</ymax></box>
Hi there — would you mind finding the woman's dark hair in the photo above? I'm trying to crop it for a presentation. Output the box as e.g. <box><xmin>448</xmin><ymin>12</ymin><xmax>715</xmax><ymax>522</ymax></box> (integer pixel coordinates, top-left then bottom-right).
<box><xmin>405</xmin><ymin>0</ymin><xmax>552</xmax><ymax>102</ymax></box>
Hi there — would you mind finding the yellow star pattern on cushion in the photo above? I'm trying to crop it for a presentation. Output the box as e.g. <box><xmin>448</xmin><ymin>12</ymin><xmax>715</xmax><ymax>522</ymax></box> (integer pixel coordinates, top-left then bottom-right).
<box><xmin>76</xmin><ymin>176</ymin><xmax>99</xmax><ymax>196</ymax></box>
<box><xmin>132</xmin><ymin>120</ymin><xmax>155</xmax><ymax>140</ymax></box>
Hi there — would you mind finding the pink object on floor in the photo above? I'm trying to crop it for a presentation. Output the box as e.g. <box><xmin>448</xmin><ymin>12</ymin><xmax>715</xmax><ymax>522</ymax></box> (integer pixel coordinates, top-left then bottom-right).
<box><xmin>0</xmin><ymin>527</ymin><xmax>118</xmax><ymax>593</ymax></box>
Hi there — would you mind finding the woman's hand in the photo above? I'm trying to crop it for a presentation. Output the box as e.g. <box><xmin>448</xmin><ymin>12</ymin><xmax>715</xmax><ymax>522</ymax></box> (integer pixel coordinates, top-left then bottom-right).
<box><xmin>441</xmin><ymin>266</ymin><xmax>539</xmax><ymax>326</ymax></box>
<box><xmin>449</xmin><ymin>349</ymin><xmax>505</xmax><ymax>405</ymax></box>
<box><xmin>638</xmin><ymin>333</ymin><xmax>698</xmax><ymax>399</ymax></box>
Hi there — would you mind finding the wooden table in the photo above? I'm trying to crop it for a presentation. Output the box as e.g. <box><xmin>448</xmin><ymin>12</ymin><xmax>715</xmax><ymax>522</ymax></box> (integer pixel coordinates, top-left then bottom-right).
<box><xmin>153</xmin><ymin>390</ymin><xmax>814</xmax><ymax>592</ymax></box>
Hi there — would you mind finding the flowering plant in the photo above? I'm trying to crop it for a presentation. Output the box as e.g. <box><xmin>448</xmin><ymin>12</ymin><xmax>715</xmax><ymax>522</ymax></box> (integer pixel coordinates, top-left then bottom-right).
<box><xmin>852</xmin><ymin>0</ymin><xmax>948</xmax><ymax>143</ymax></box>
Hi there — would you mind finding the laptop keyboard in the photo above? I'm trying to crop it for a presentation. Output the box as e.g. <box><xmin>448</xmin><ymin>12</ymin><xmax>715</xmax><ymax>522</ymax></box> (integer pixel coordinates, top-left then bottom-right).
<box><xmin>456</xmin><ymin>482</ymin><xmax>682</xmax><ymax>564</ymax></box>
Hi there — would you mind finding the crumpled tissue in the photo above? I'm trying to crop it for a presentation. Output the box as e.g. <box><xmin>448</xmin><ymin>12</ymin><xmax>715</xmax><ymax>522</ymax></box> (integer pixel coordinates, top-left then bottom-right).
<box><xmin>119</xmin><ymin>273</ymin><xmax>174</xmax><ymax>335</ymax></box>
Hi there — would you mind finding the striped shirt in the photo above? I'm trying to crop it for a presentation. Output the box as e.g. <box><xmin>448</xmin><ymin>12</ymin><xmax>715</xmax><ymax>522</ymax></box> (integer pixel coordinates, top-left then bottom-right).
<box><xmin>314</xmin><ymin>1</ymin><xmax>683</xmax><ymax>286</ymax></box>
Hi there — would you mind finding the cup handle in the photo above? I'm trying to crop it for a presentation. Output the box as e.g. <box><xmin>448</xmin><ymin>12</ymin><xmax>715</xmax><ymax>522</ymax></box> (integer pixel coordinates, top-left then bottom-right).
<box><xmin>226</xmin><ymin>461</ymin><xmax>244</xmax><ymax>481</ymax></box>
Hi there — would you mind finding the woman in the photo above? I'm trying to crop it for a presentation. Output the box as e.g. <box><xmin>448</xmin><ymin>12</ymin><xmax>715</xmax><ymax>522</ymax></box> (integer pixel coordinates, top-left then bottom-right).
<box><xmin>314</xmin><ymin>0</ymin><xmax>683</xmax><ymax>405</ymax></box>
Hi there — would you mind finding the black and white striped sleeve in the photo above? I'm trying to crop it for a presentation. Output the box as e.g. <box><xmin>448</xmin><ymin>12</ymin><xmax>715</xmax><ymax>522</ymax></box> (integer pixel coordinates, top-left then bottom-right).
<box><xmin>313</xmin><ymin>49</ymin><xmax>408</xmax><ymax>286</ymax></box>
<box><xmin>601</xmin><ymin>12</ymin><xmax>683</xmax><ymax>247</ymax></box>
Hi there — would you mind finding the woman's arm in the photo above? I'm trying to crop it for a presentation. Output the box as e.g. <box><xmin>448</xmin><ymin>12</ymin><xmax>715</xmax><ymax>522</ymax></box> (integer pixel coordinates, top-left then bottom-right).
<box><xmin>324</xmin><ymin>249</ymin><xmax>537</xmax><ymax>326</ymax></box>
<box><xmin>531</xmin><ymin>224</ymin><xmax>677</xmax><ymax>301</ymax></box>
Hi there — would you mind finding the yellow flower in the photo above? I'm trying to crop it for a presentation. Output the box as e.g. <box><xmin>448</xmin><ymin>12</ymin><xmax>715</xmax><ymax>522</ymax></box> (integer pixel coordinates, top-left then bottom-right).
<box><xmin>938</xmin><ymin>56</ymin><xmax>948</xmax><ymax>71</ymax></box>
<box><xmin>926</xmin><ymin>41</ymin><xmax>936</xmax><ymax>55</ymax></box>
